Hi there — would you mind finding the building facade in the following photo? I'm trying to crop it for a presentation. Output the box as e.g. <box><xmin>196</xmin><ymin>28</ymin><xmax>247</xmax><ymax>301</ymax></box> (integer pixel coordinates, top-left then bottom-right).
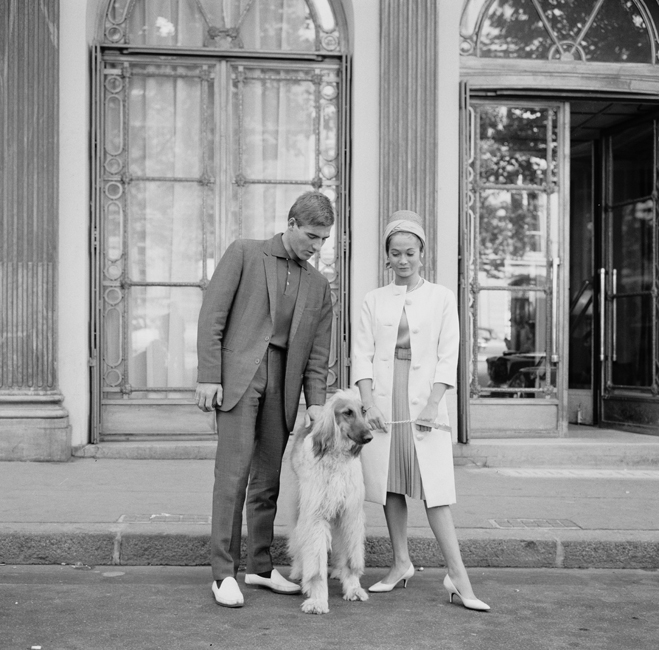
<box><xmin>2</xmin><ymin>0</ymin><xmax>658</xmax><ymax>461</ymax></box>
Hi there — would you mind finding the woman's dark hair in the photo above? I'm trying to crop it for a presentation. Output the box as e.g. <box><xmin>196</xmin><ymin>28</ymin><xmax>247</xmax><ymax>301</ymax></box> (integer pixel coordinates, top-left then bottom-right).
<box><xmin>385</xmin><ymin>231</ymin><xmax>424</xmax><ymax>254</ymax></box>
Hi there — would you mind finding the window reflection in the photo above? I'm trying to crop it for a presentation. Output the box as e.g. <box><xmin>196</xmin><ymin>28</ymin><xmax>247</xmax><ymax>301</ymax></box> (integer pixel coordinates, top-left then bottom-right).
<box><xmin>609</xmin><ymin>119</ymin><xmax>656</xmax><ymax>389</ymax></box>
<box><xmin>613</xmin><ymin>201</ymin><xmax>654</xmax><ymax>294</ymax></box>
<box><xmin>479</xmin><ymin>190</ymin><xmax>548</xmax><ymax>284</ymax></box>
<box><xmin>471</xmin><ymin>102</ymin><xmax>558</xmax><ymax>398</ymax></box>
<box><xmin>612</xmin><ymin>295</ymin><xmax>653</xmax><ymax>386</ymax></box>
<box><xmin>479</xmin><ymin>0</ymin><xmax>550</xmax><ymax>59</ymax></box>
<box><xmin>461</xmin><ymin>0</ymin><xmax>654</xmax><ymax>63</ymax></box>
<box><xmin>611</xmin><ymin>122</ymin><xmax>654</xmax><ymax>204</ymax></box>
<box><xmin>478</xmin><ymin>289</ymin><xmax>551</xmax><ymax>394</ymax></box>
<box><xmin>568</xmin><ymin>144</ymin><xmax>594</xmax><ymax>390</ymax></box>
<box><xmin>479</xmin><ymin>106</ymin><xmax>551</xmax><ymax>185</ymax></box>
<box><xmin>580</xmin><ymin>0</ymin><xmax>651</xmax><ymax>63</ymax></box>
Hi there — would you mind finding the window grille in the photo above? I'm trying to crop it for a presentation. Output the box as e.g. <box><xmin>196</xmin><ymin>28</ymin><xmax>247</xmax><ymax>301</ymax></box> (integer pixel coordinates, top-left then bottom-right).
<box><xmin>91</xmin><ymin>0</ymin><xmax>350</xmax><ymax>441</ymax></box>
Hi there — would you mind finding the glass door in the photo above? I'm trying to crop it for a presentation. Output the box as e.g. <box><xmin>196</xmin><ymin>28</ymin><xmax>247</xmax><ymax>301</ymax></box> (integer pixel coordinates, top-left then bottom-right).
<box><xmin>464</xmin><ymin>99</ymin><xmax>568</xmax><ymax>436</ymax></box>
<box><xmin>600</xmin><ymin>118</ymin><xmax>659</xmax><ymax>433</ymax></box>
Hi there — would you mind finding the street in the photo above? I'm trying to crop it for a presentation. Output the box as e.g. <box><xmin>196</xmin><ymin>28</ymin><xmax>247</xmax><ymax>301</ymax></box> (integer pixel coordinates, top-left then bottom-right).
<box><xmin>2</xmin><ymin>566</ymin><xmax>657</xmax><ymax>650</ymax></box>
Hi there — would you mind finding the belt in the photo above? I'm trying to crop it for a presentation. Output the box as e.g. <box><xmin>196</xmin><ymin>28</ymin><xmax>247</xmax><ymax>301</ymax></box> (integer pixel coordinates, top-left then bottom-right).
<box><xmin>395</xmin><ymin>347</ymin><xmax>412</xmax><ymax>360</ymax></box>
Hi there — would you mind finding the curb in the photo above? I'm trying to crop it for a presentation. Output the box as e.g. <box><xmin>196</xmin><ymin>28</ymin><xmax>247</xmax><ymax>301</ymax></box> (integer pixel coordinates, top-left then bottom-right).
<box><xmin>1</xmin><ymin>525</ymin><xmax>658</xmax><ymax>570</ymax></box>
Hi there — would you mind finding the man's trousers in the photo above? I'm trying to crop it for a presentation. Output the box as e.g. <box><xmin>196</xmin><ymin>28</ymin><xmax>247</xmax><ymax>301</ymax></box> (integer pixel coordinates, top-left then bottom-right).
<box><xmin>210</xmin><ymin>346</ymin><xmax>289</xmax><ymax>580</ymax></box>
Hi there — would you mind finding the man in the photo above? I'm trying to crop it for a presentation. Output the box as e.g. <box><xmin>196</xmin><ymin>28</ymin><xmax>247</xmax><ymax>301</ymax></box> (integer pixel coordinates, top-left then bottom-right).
<box><xmin>195</xmin><ymin>191</ymin><xmax>334</xmax><ymax>608</ymax></box>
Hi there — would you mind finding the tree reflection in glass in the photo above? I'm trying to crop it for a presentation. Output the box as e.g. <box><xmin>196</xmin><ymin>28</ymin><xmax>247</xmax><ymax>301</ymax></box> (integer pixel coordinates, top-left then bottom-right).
<box><xmin>463</xmin><ymin>0</ymin><xmax>653</xmax><ymax>63</ymax></box>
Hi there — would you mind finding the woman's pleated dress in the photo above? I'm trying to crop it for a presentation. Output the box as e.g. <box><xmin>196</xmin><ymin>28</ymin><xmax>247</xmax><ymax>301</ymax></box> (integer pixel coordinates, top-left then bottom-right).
<box><xmin>387</xmin><ymin>308</ymin><xmax>426</xmax><ymax>501</ymax></box>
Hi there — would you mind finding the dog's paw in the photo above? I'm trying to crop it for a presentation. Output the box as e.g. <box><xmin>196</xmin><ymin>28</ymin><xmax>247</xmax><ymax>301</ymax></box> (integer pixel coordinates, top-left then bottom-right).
<box><xmin>343</xmin><ymin>586</ymin><xmax>369</xmax><ymax>602</ymax></box>
<box><xmin>301</xmin><ymin>598</ymin><xmax>329</xmax><ymax>615</ymax></box>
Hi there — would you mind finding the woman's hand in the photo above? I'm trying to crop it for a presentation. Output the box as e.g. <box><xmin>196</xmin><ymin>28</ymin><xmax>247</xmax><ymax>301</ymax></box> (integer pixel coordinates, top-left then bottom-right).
<box><xmin>415</xmin><ymin>401</ymin><xmax>440</xmax><ymax>432</ymax></box>
<box><xmin>363</xmin><ymin>404</ymin><xmax>387</xmax><ymax>433</ymax></box>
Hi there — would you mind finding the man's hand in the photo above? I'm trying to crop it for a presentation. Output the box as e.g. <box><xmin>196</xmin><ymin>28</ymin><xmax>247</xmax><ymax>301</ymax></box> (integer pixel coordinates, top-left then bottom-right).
<box><xmin>195</xmin><ymin>383</ymin><xmax>222</xmax><ymax>412</ymax></box>
<box><xmin>306</xmin><ymin>404</ymin><xmax>323</xmax><ymax>426</ymax></box>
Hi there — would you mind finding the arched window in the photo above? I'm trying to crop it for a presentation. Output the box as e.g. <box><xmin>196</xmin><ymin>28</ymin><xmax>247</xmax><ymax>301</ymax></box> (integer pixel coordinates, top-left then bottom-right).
<box><xmin>461</xmin><ymin>0</ymin><xmax>659</xmax><ymax>62</ymax></box>
<box><xmin>103</xmin><ymin>0</ymin><xmax>343</xmax><ymax>52</ymax></box>
<box><xmin>92</xmin><ymin>0</ymin><xmax>349</xmax><ymax>441</ymax></box>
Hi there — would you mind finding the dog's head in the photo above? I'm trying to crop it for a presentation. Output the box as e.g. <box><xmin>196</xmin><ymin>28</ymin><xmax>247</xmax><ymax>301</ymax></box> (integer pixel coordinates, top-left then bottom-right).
<box><xmin>311</xmin><ymin>389</ymin><xmax>373</xmax><ymax>459</ymax></box>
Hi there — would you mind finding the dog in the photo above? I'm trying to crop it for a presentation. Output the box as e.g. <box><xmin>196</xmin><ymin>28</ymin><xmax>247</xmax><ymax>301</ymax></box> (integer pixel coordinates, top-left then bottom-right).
<box><xmin>288</xmin><ymin>389</ymin><xmax>373</xmax><ymax>614</ymax></box>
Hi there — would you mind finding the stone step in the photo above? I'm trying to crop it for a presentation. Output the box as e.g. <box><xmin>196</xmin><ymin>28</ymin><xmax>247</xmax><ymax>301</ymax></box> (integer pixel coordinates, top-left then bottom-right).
<box><xmin>75</xmin><ymin>432</ymin><xmax>659</xmax><ymax>468</ymax></box>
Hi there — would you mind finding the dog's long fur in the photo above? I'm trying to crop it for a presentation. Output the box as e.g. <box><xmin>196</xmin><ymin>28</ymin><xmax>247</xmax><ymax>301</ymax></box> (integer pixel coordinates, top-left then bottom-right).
<box><xmin>288</xmin><ymin>389</ymin><xmax>373</xmax><ymax>614</ymax></box>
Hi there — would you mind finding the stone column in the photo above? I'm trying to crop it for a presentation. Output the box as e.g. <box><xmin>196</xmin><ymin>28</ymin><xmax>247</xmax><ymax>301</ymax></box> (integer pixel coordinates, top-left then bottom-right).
<box><xmin>0</xmin><ymin>0</ymin><xmax>70</xmax><ymax>460</ymax></box>
<box><xmin>379</xmin><ymin>0</ymin><xmax>438</xmax><ymax>283</ymax></box>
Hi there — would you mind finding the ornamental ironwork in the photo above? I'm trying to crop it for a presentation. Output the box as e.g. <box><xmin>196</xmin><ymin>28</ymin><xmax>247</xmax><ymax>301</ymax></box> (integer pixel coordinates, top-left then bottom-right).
<box><xmin>103</xmin><ymin>0</ymin><xmax>345</xmax><ymax>54</ymax></box>
<box><xmin>461</xmin><ymin>0</ymin><xmax>659</xmax><ymax>63</ymax></box>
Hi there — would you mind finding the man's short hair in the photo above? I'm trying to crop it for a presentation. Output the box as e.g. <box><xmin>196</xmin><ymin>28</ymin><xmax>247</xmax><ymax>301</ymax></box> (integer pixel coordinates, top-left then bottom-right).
<box><xmin>289</xmin><ymin>191</ymin><xmax>335</xmax><ymax>228</ymax></box>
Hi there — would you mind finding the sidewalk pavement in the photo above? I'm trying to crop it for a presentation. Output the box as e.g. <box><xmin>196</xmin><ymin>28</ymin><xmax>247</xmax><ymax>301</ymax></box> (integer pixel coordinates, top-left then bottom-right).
<box><xmin>1</xmin><ymin>426</ymin><xmax>659</xmax><ymax>570</ymax></box>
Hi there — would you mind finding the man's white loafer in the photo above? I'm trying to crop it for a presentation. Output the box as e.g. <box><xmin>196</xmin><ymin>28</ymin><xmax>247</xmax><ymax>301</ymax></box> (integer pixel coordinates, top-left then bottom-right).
<box><xmin>244</xmin><ymin>568</ymin><xmax>301</xmax><ymax>594</ymax></box>
<box><xmin>212</xmin><ymin>577</ymin><xmax>244</xmax><ymax>607</ymax></box>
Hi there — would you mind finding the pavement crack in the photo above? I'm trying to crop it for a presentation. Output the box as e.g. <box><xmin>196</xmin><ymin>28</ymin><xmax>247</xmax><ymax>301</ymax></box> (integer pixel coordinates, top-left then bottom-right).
<box><xmin>113</xmin><ymin>530</ymin><xmax>122</xmax><ymax>565</ymax></box>
<box><xmin>555</xmin><ymin>537</ymin><xmax>565</xmax><ymax>568</ymax></box>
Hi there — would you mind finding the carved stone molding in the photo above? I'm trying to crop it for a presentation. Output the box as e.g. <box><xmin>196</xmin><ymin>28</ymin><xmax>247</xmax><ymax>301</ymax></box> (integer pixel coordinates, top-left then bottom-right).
<box><xmin>379</xmin><ymin>0</ymin><xmax>438</xmax><ymax>283</ymax></box>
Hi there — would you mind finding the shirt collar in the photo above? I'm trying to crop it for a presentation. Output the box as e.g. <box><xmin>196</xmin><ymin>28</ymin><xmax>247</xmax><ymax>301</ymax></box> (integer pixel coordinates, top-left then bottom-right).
<box><xmin>273</xmin><ymin>233</ymin><xmax>307</xmax><ymax>269</ymax></box>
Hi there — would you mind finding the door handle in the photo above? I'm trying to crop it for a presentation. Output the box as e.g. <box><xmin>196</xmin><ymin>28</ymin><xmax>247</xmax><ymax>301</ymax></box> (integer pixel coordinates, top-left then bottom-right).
<box><xmin>612</xmin><ymin>268</ymin><xmax>617</xmax><ymax>362</ymax></box>
<box><xmin>599</xmin><ymin>268</ymin><xmax>606</xmax><ymax>361</ymax></box>
<box><xmin>551</xmin><ymin>257</ymin><xmax>560</xmax><ymax>363</ymax></box>
<box><xmin>468</xmin><ymin>106</ymin><xmax>475</xmax><ymax>164</ymax></box>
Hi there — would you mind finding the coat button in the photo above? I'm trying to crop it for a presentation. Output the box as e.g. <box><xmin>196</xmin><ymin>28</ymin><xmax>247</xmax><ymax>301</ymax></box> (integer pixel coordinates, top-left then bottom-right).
<box><xmin>405</xmin><ymin>299</ymin><xmax>412</xmax><ymax>306</ymax></box>
<box><xmin>412</xmin><ymin>328</ymin><xmax>419</xmax><ymax>333</ymax></box>
<box><xmin>415</xmin><ymin>432</ymin><xmax>424</xmax><ymax>440</ymax></box>
<box><xmin>265</xmin><ymin>336</ymin><xmax>270</xmax><ymax>341</ymax></box>
<box><xmin>412</xmin><ymin>398</ymin><xmax>419</xmax><ymax>404</ymax></box>
<box><xmin>413</xmin><ymin>363</ymin><xmax>421</xmax><ymax>369</ymax></box>
<box><xmin>255</xmin><ymin>358</ymin><xmax>260</xmax><ymax>364</ymax></box>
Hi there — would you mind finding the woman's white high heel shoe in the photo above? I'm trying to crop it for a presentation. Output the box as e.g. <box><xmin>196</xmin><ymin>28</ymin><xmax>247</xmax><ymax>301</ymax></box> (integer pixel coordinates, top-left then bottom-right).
<box><xmin>443</xmin><ymin>574</ymin><xmax>490</xmax><ymax>611</ymax></box>
<box><xmin>368</xmin><ymin>563</ymin><xmax>415</xmax><ymax>593</ymax></box>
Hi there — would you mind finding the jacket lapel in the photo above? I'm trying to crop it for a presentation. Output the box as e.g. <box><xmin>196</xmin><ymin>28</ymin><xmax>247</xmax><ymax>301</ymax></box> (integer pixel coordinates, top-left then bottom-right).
<box><xmin>289</xmin><ymin>266</ymin><xmax>310</xmax><ymax>343</ymax></box>
<box><xmin>263</xmin><ymin>239</ymin><xmax>278</xmax><ymax>325</ymax></box>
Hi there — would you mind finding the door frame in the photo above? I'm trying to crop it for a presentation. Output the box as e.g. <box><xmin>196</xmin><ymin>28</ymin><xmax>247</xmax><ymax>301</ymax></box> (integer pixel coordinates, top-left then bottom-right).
<box><xmin>90</xmin><ymin>47</ymin><xmax>352</xmax><ymax>442</ymax></box>
<box><xmin>458</xmin><ymin>67</ymin><xmax>659</xmax><ymax>442</ymax></box>
<box><xmin>460</xmin><ymin>34</ymin><xmax>659</xmax><ymax>439</ymax></box>
<box><xmin>459</xmin><ymin>92</ymin><xmax>570</xmax><ymax>439</ymax></box>
<box><xmin>598</xmin><ymin>113</ymin><xmax>659</xmax><ymax>433</ymax></box>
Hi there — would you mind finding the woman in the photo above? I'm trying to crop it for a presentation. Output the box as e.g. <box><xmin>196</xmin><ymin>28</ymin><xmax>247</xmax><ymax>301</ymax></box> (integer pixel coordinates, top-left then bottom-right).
<box><xmin>352</xmin><ymin>210</ymin><xmax>489</xmax><ymax>611</ymax></box>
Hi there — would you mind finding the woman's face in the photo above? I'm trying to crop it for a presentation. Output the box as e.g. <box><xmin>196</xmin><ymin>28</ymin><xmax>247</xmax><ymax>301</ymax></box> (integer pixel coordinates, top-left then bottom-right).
<box><xmin>387</xmin><ymin>232</ymin><xmax>422</xmax><ymax>280</ymax></box>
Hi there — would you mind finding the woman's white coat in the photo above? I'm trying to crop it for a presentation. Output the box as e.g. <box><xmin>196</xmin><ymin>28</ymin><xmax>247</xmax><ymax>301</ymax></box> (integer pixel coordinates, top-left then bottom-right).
<box><xmin>352</xmin><ymin>281</ymin><xmax>459</xmax><ymax>508</ymax></box>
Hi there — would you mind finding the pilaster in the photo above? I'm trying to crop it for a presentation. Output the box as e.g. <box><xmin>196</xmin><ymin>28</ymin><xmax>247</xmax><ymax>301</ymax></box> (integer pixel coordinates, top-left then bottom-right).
<box><xmin>379</xmin><ymin>0</ymin><xmax>438</xmax><ymax>282</ymax></box>
<box><xmin>0</xmin><ymin>0</ymin><xmax>70</xmax><ymax>460</ymax></box>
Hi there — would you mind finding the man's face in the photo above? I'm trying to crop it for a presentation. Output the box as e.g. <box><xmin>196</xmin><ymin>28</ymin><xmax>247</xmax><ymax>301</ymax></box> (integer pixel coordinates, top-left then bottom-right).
<box><xmin>285</xmin><ymin>218</ymin><xmax>332</xmax><ymax>261</ymax></box>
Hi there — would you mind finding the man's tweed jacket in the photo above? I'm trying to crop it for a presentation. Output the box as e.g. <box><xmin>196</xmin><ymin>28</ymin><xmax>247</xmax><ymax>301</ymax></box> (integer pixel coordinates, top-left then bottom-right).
<box><xmin>197</xmin><ymin>235</ymin><xmax>333</xmax><ymax>430</ymax></box>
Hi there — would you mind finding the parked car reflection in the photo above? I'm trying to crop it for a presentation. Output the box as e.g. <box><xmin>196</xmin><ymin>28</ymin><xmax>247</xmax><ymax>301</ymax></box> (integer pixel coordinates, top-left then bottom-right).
<box><xmin>479</xmin><ymin>275</ymin><xmax>555</xmax><ymax>396</ymax></box>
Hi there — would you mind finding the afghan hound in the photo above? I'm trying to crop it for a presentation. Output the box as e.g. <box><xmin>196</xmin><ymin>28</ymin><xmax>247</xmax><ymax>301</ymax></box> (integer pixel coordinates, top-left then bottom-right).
<box><xmin>288</xmin><ymin>389</ymin><xmax>373</xmax><ymax>614</ymax></box>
